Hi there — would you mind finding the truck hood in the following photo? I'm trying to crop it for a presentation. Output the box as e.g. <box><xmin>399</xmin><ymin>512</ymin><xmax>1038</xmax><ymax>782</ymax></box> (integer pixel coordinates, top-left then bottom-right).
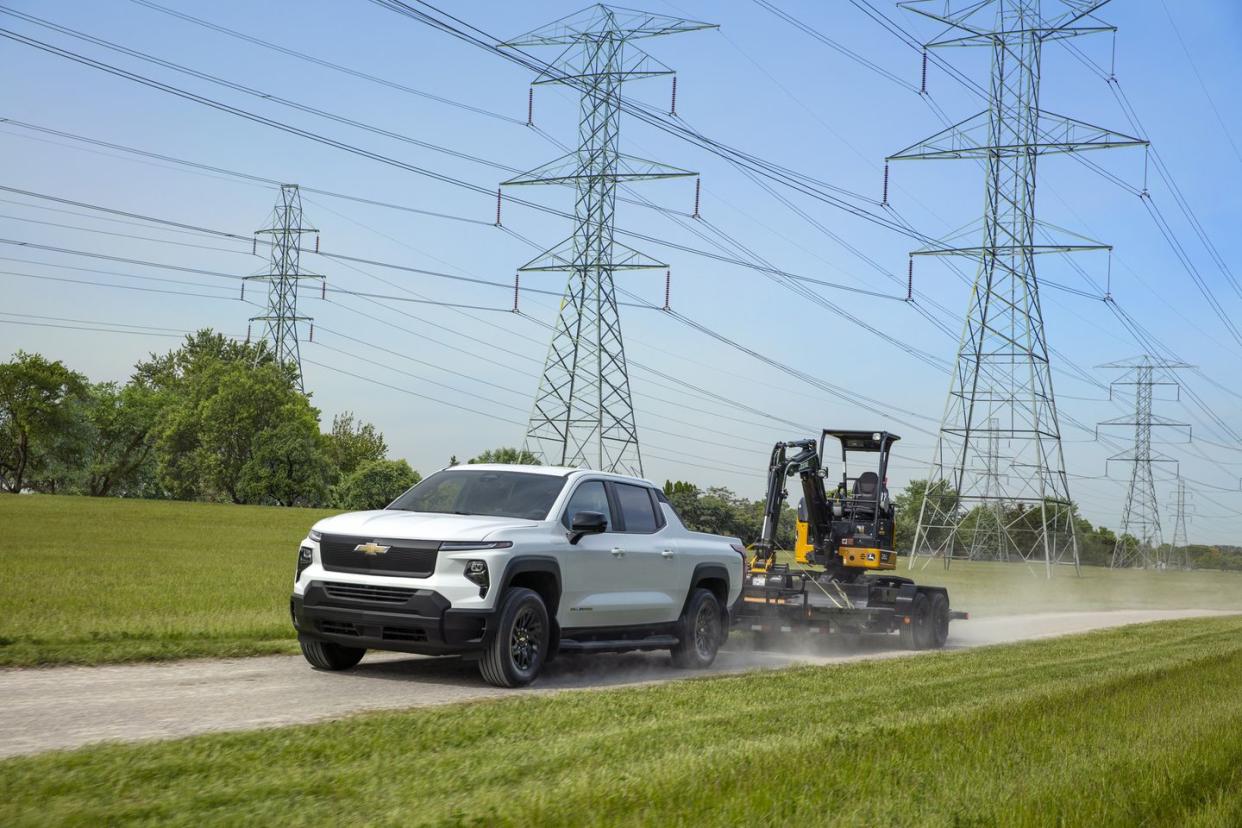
<box><xmin>312</xmin><ymin>510</ymin><xmax>540</xmax><ymax>541</ymax></box>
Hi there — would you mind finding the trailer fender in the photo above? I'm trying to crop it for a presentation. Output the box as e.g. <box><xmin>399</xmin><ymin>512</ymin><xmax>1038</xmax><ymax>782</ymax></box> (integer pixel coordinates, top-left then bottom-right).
<box><xmin>893</xmin><ymin>582</ymin><xmax>919</xmax><ymax>618</ymax></box>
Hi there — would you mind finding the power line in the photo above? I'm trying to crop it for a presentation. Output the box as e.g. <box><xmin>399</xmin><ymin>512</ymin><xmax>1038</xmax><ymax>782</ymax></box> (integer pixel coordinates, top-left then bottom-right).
<box><xmin>126</xmin><ymin>0</ymin><xmax>527</xmax><ymax>126</ymax></box>
<box><xmin>0</xmin><ymin>124</ymin><xmax>910</xmax><ymax>302</ymax></box>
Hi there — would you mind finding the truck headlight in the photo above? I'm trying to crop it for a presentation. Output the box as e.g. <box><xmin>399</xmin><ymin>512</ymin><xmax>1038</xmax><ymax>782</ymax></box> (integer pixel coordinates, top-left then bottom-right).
<box><xmin>464</xmin><ymin>559</ymin><xmax>489</xmax><ymax>596</ymax></box>
<box><xmin>308</xmin><ymin>529</ymin><xmax>322</xmax><ymax>543</ymax></box>
<box><xmin>296</xmin><ymin>546</ymin><xmax>313</xmax><ymax>580</ymax></box>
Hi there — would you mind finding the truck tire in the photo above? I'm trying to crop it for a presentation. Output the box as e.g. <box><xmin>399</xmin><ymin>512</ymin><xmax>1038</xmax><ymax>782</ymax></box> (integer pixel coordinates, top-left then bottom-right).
<box><xmin>928</xmin><ymin>592</ymin><xmax>950</xmax><ymax>649</ymax></box>
<box><xmin>671</xmin><ymin>588</ymin><xmax>723</xmax><ymax>669</ymax></box>
<box><xmin>900</xmin><ymin>592</ymin><xmax>930</xmax><ymax>650</ymax></box>
<box><xmin>299</xmin><ymin>637</ymin><xmax>366</xmax><ymax>671</ymax></box>
<box><xmin>479</xmin><ymin>587</ymin><xmax>549</xmax><ymax>688</ymax></box>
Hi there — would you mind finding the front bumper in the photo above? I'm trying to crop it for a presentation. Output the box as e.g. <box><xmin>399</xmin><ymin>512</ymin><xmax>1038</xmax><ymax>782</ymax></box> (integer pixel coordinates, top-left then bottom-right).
<box><xmin>291</xmin><ymin>580</ymin><xmax>494</xmax><ymax>656</ymax></box>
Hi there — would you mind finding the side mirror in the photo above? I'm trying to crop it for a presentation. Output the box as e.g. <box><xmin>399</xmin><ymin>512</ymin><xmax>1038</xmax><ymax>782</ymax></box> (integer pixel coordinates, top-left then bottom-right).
<box><xmin>569</xmin><ymin>510</ymin><xmax>607</xmax><ymax>545</ymax></box>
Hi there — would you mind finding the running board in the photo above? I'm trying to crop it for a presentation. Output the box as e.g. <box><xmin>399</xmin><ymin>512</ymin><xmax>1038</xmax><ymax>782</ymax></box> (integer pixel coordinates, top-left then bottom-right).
<box><xmin>558</xmin><ymin>635</ymin><xmax>679</xmax><ymax>654</ymax></box>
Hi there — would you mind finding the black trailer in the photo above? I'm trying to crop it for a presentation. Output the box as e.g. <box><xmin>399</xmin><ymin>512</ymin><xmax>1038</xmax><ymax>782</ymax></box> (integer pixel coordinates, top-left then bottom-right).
<box><xmin>734</xmin><ymin>565</ymin><xmax>968</xmax><ymax>650</ymax></box>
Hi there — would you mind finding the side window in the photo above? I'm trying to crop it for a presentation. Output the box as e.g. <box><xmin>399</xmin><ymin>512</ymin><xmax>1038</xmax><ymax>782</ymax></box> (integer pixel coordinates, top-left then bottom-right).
<box><xmin>561</xmin><ymin>480</ymin><xmax>612</xmax><ymax>530</ymax></box>
<box><xmin>614</xmin><ymin>483</ymin><xmax>659</xmax><ymax>534</ymax></box>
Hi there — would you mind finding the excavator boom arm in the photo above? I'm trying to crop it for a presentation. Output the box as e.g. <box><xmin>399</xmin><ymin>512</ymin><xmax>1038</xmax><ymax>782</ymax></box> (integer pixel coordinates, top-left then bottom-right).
<box><xmin>752</xmin><ymin>439</ymin><xmax>832</xmax><ymax>570</ymax></box>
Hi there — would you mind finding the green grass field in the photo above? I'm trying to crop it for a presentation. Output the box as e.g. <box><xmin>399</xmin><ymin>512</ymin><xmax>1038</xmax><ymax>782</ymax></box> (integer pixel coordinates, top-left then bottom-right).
<box><xmin>1</xmin><ymin>616</ymin><xmax>1239</xmax><ymax>826</ymax></box>
<box><xmin>0</xmin><ymin>494</ymin><xmax>335</xmax><ymax>666</ymax></box>
<box><xmin>3</xmin><ymin>494</ymin><xmax>1242</xmax><ymax>666</ymax></box>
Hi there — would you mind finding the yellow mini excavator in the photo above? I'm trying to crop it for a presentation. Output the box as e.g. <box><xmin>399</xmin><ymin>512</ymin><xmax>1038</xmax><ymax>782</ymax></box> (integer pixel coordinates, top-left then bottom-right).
<box><xmin>733</xmin><ymin>429</ymin><xmax>966</xmax><ymax>649</ymax></box>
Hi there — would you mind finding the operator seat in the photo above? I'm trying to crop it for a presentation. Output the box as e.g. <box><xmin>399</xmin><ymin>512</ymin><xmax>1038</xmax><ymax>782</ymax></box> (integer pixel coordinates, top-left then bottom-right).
<box><xmin>851</xmin><ymin>472</ymin><xmax>881</xmax><ymax>520</ymax></box>
<box><xmin>853</xmin><ymin>472</ymin><xmax>879</xmax><ymax>497</ymax></box>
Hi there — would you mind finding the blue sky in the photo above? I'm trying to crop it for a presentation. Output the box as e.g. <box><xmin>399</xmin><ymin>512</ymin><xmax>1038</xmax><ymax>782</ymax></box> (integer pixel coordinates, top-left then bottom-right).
<box><xmin>3</xmin><ymin>0</ymin><xmax>1242</xmax><ymax>543</ymax></box>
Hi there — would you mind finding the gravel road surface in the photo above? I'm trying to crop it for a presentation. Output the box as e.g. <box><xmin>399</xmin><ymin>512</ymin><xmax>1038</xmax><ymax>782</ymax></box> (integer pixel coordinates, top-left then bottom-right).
<box><xmin>0</xmin><ymin>609</ymin><xmax>1228</xmax><ymax>758</ymax></box>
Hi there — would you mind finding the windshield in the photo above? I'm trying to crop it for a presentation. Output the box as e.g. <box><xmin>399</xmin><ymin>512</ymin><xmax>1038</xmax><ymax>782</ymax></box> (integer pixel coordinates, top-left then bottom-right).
<box><xmin>387</xmin><ymin>469</ymin><xmax>567</xmax><ymax>520</ymax></box>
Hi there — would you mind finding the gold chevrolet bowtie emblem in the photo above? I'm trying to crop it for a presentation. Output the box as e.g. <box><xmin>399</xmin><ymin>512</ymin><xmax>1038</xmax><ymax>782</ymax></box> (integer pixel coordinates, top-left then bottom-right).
<box><xmin>354</xmin><ymin>541</ymin><xmax>391</xmax><ymax>556</ymax></box>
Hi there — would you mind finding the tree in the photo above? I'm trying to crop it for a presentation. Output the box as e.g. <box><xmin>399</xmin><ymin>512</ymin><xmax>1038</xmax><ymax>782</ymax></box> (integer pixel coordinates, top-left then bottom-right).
<box><xmin>324</xmin><ymin>411</ymin><xmax>387</xmax><ymax>476</ymax></box>
<box><xmin>0</xmin><ymin>352</ymin><xmax>88</xmax><ymax>493</ymax></box>
<box><xmin>152</xmin><ymin>334</ymin><xmax>321</xmax><ymax>503</ymax></box>
<box><xmin>661</xmin><ymin>482</ymin><xmax>794</xmax><ymax>548</ymax></box>
<box><xmin>469</xmin><ymin>447</ymin><xmax>541</xmax><ymax>465</ymax></box>
<box><xmin>135</xmin><ymin>329</ymin><xmax>286</xmax><ymax>391</ymax></box>
<box><xmin>78</xmin><ymin>381</ymin><xmax>164</xmax><ymax>497</ymax></box>
<box><xmin>237</xmin><ymin>406</ymin><xmax>338</xmax><ymax>507</ymax></box>
<box><xmin>663</xmin><ymin>480</ymin><xmax>698</xmax><ymax>497</ymax></box>
<box><xmin>336</xmin><ymin>459</ymin><xmax>421</xmax><ymax>511</ymax></box>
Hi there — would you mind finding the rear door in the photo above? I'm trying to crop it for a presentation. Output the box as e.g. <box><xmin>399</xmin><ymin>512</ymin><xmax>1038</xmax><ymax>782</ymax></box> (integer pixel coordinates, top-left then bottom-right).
<box><xmin>608</xmin><ymin>482</ymin><xmax>685</xmax><ymax>624</ymax></box>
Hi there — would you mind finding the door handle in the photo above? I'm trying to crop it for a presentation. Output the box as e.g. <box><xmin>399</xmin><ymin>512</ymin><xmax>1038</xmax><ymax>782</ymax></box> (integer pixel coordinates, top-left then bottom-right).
<box><xmin>610</xmin><ymin>547</ymin><xmax>625</xmax><ymax>557</ymax></box>
<box><xmin>661</xmin><ymin>549</ymin><xmax>675</xmax><ymax>558</ymax></box>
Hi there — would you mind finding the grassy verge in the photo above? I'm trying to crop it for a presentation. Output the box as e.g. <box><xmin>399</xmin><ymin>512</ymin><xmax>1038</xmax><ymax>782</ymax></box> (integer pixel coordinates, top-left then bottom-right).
<box><xmin>0</xmin><ymin>494</ymin><xmax>335</xmax><ymax>666</ymax></box>
<box><xmin>4</xmin><ymin>493</ymin><xmax>1242</xmax><ymax>666</ymax></box>
<box><xmin>1</xmin><ymin>616</ymin><xmax>1240</xmax><ymax>826</ymax></box>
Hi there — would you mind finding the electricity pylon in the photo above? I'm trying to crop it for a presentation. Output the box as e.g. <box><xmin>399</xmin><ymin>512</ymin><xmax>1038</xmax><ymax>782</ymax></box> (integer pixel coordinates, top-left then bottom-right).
<box><xmin>1168</xmin><ymin>476</ymin><xmax>1190</xmax><ymax>569</ymax></box>
<box><xmin>1097</xmin><ymin>356</ymin><xmax>1190</xmax><ymax>569</ymax></box>
<box><xmin>499</xmin><ymin>5</ymin><xmax>715</xmax><ymax>475</ymax></box>
<box><xmin>246</xmin><ymin>184</ymin><xmax>322</xmax><ymax>392</ymax></box>
<box><xmin>888</xmin><ymin>0</ymin><xmax>1146</xmax><ymax>576</ymax></box>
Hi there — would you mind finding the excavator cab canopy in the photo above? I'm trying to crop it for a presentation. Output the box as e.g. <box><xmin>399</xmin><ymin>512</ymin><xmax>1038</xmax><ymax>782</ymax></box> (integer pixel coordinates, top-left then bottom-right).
<box><xmin>819</xmin><ymin>430</ymin><xmax>899</xmax><ymax>501</ymax></box>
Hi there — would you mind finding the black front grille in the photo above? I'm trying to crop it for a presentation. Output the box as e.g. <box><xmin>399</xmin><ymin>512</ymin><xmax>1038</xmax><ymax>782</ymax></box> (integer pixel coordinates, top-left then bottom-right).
<box><xmin>323</xmin><ymin>582</ymin><xmax>417</xmax><ymax>604</ymax></box>
<box><xmin>319</xmin><ymin>620</ymin><xmax>359</xmax><ymax>637</ymax></box>
<box><xmin>320</xmin><ymin>535</ymin><xmax>438</xmax><ymax>577</ymax></box>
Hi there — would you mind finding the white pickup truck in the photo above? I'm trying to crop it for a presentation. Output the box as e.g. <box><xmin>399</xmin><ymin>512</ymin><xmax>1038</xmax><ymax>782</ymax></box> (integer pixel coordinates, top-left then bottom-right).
<box><xmin>291</xmin><ymin>464</ymin><xmax>746</xmax><ymax>687</ymax></box>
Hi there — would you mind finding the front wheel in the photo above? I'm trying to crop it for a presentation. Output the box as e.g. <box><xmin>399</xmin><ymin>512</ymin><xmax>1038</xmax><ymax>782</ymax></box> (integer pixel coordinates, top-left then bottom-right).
<box><xmin>299</xmin><ymin>637</ymin><xmax>366</xmax><ymax>670</ymax></box>
<box><xmin>479</xmin><ymin>587</ymin><xmax>549</xmax><ymax>688</ymax></box>
<box><xmin>671</xmin><ymin>588</ymin><xmax>722</xmax><ymax>669</ymax></box>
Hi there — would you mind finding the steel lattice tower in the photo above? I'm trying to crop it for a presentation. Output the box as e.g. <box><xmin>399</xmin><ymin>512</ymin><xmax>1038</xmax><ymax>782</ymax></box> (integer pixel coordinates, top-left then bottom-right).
<box><xmin>1098</xmin><ymin>356</ymin><xmax>1190</xmax><ymax>569</ymax></box>
<box><xmin>246</xmin><ymin>184</ymin><xmax>322</xmax><ymax>392</ymax></box>
<box><xmin>1169</xmin><ymin>476</ymin><xmax>1189</xmax><ymax>569</ymax></box>
<box><xmin>888</xmin><ymin>1</ymin><xmax>1145</xmax><ymax>575</ymax></box>
<box><xmin>500</xmin><ymin>6</ymin><xmax>715</xmax><ymax>474</ymax></box>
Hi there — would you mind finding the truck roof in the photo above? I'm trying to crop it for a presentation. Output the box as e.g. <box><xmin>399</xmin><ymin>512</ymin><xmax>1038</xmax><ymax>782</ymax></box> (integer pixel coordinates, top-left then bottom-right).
<box><xmin>444</xmin><ymin>464</ymin><xmax>656</xmax><ymax>486</ymax></box>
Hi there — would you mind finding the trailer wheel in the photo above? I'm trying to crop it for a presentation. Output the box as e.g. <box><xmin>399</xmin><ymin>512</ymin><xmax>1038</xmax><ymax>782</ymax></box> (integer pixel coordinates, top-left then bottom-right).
<box><xmin>671</xmin><ymin>588</ymin><xmax>722</xmax><ymax>669</ymax></box>
<box><xmin>928</xmin><ymin>593</ymin><xmax>950</xmax><ymax>649</ymax></box>
<box><xmin>900</xmin><ymin>592</ymin><xmax>930</xmax><ymax>650</ymax></box>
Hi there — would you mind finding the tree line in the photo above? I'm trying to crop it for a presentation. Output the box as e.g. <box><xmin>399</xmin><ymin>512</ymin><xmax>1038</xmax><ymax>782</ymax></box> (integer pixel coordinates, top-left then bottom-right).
<box><xmin>0</xmin><ymin>331</ymin><xmax>420</xmax><ymax>510</ymax></box>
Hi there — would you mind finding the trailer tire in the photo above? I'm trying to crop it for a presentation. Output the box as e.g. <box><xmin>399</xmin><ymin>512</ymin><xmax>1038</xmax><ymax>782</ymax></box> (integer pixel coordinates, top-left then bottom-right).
<box><xmin>671</xmin><ymin>588</ymin><xmax>722</xmax><ymax>669</ymax></box>
<box><xmin>928</xmin><ymin>592</ymin><xmax>950</xmax><ymax>649</ymax></box>
<box><xmin>299</xmin><ymin>638</ymin><xmax>366</xmax><ymax>671</ymax></box>
<box><xmin>900</xmin><ymin>592</ymin><xmax>930</xmax><ymax>650</ymax></box>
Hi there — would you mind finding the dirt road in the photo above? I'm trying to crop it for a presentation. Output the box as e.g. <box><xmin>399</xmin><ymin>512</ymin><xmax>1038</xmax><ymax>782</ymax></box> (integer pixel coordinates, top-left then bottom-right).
<box><xmin>0</xmin><ymin>609</ymin><xmax>1228</xmax><ymax>758</ymax></box>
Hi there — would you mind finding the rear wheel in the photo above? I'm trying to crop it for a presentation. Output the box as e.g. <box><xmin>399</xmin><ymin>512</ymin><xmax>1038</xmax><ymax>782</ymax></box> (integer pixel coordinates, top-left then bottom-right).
<box><xmin>299</xmin><ymin>637</ymin><xmax>366</xmax><ymax>671</ymax></box>
<box><xmin>928</xmin><ymin>592</ymin><xmax>950</xmax><ymax>649</ymax></box>
<box><xmin>900</xmin><ymin>592</ymin><xmax>930</xmax><ymax>650</ymax></box>
<box><xmin>671</xmin><ymin>588</ymin><xmax>722</xmax><ymax>669</ymax></box>
<box><xmin>479</xmin><ymin>587</ymin><xmax>549</xmax><ymax>688</ymax></box>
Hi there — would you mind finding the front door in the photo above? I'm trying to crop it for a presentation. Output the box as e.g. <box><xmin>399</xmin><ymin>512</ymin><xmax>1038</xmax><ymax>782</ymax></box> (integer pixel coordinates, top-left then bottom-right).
<box><xmin>557</xmin><ymin>479</ymin><xmax>635</xmax><ymax>630</ymax></box>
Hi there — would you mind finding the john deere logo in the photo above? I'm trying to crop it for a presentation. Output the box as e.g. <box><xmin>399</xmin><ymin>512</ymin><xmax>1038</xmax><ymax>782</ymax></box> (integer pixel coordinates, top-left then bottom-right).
<box><xmin>354</xmin><ymin>541</ymin><xmax>390</xmax><ymax>556</ymax></box>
